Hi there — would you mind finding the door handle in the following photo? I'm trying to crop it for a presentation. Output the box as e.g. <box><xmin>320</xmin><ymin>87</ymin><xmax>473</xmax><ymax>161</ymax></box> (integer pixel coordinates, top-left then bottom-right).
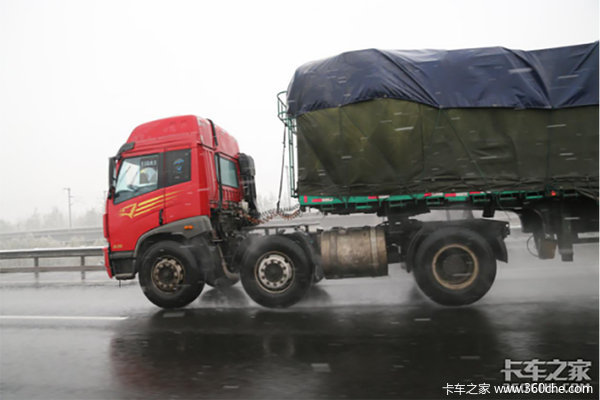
<box><xmin>159</xmin><ymin>209</ymin><xmax>164</xmax><ymax>226</ymax></box>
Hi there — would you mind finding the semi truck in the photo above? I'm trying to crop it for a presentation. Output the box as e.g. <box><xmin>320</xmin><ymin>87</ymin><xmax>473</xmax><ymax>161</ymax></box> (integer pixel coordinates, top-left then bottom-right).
<box><xmin>103</xmin><ymin>42</ymin><xmax>599</xmax><ymax>309</ymax></box>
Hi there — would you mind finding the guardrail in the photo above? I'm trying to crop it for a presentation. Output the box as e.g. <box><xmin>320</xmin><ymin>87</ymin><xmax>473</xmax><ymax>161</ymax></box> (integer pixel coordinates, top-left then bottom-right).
<box><xmin>0</xmin><ymin>227</ymin><xmax>104</xmax><ymax>247</ymax></box>
<box><xmin>0</xmin><ymin>246</ymin><xmax>104</xmax><ymax>280</ymax></box>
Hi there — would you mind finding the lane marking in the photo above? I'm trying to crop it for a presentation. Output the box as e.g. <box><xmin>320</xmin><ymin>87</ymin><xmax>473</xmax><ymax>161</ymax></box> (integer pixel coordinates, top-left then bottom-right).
<box><xmin>0</xmin><ymin>315</ymin><xmax>128</xmax><ymax>321</ymax></box>
<box><xmin>163</xmin><ymin>311</ymin><xmax>185</xmax><ymax>318</ymax></box>
<box><xmin>311</xmin><ymin>363</ymin><xmax>331</xmax><ymax>372</ymax></box>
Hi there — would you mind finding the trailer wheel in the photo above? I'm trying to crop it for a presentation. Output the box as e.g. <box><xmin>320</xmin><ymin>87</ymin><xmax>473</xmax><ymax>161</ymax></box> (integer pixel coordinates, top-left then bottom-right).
<box><xmin>241</xmin><ymin>236</ymin><xmax>312</xmax><ymax>308</ymax></box>
<box><xmin>139</xmin><ymin>241</ymin><xmax>205</xmax><ymax>309</ymax></box>
<box><xmin>412</xmin><ymin>228</ymin><xmax>496</xmax><ymax>306</ymax></box>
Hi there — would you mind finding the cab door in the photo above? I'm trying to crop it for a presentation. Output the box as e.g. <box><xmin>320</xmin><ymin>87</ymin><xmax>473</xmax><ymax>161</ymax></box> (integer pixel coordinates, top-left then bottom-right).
<box><xmin>162</xmin><ymin>147</ymin><xmax>198</xmax><ymax>224</ymax></box>
<box><xmin>107</xmin><ymin>152</ymin><xmax>165</xmax><ymax>252</ymax></box>
<box><xmin>215</xmin><ymin>153</ymin><xmax>243</xmax><ymax>206</ymax></box>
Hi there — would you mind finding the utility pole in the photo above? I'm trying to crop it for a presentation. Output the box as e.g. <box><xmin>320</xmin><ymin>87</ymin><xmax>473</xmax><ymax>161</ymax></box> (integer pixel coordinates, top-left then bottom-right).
<box><xmin>64</xmin><ymin>187</ymin><xmax>73</xmax><ymax>229</ymax></box>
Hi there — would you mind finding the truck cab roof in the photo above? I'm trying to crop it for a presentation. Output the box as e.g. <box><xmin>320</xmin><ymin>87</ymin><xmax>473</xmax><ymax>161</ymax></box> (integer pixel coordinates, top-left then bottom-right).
<box><xmin>122</xmin><ymin>115</ymin><xmax>239</xmax><ymax>157</ymax></box>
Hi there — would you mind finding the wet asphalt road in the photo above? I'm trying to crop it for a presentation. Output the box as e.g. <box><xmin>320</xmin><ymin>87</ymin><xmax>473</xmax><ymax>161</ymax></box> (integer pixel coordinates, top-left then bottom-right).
<box><xmin>0</xmin><ymin>239</ymin><xmax>598</xmax><ymax>399</ymax></box>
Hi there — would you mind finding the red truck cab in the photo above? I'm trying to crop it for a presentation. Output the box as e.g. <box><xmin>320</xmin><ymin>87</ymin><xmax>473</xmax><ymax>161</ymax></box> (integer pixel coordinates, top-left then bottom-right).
<box><xmin>103</xmin><ymin>115</ymin><xmax>256</xmax><ymax>280</ymax></box>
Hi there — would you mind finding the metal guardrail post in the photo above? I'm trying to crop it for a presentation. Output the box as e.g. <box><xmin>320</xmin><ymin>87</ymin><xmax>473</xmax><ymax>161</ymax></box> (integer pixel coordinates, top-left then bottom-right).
<box><xmin>34</xmin><ymin>257</ymin><xmax>39</xmax><ymax>280</ymax></box>
<box><xmin>80</xmin><ymin>256</ymin><xmax>86</xmax><ymax>281</ymax></box>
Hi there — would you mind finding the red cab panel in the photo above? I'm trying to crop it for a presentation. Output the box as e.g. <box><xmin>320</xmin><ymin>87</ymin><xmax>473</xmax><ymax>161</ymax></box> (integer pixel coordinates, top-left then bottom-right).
<box><xmin>104</xmin><ymin>115</ymin><xmax>244</xmax><ymax>265</ymax></box>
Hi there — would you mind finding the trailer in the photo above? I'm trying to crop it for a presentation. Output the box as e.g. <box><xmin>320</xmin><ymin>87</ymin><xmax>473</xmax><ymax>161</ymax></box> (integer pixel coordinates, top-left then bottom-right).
<box><xmin>103</xmin><ymin>42</ymin><xmax>598</xmax><ymax>308</ymax></box>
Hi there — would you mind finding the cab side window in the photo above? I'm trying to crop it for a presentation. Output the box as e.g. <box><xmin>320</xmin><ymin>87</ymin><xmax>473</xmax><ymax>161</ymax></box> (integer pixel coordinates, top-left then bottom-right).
<box><xmin>166</xmin><ymin>149</ymin><xmax>191</xmax><ymax>187</ymax></box>
<box><xmin>215</xmin><ymin>154</ymin><xmax>239</xmax><ymax>188</ymax></box>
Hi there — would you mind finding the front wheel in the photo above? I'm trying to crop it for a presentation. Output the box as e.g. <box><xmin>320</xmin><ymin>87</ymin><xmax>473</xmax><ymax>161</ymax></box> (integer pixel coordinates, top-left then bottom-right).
<box><xmin>240</xmin><ymin>236</ymin><xmax>312</xmax><ymax>308</ymax></box>
<box><xmin>138</xmin><ymin>241</ymin><xmax>205</xmax><ymax>308</ymax></box>
<box><xmin>412</xmin><ymin>228</ymin><xmax>496</xmax><ymax>306</ymax></box>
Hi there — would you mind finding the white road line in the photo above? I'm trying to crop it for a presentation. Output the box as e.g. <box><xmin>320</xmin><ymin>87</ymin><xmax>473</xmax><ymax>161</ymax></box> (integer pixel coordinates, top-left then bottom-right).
<box><xmin>0</xmin><ymin>315</ymin><xmax>128</xmax><ymax>321</ymax></box>
<box><xmin>311</xmin><ymin>363</ymin><xmax>331</xmax><ymax>373</ymax></box>
<box><xmin>162</xmin><ymin>311</ymin><xmax>185</xmax><ymax>318</ymax></box>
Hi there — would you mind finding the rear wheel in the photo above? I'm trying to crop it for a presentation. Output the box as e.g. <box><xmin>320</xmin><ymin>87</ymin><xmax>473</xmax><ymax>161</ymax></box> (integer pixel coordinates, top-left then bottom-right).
<box><xmin>241</xmin><ymin>236</ymin><xmax>312</xmax><ymax>308</ymax></box>
<box><xmin>412</xmin><ymin>228</ymin><xmax>496</xmax><ymax>306</ymax></box>
<box><xmin>139</xmin><ymin>241</ymin><xmax>204</xmax><ymax>308</ymax></box>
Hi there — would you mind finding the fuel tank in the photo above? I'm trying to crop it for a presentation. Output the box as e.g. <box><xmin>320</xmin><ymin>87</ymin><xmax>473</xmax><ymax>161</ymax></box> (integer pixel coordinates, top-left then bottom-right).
<box><xmin>320</xmin><ymin>226</ymin><xmax>388</xmax><ymax>278</ymax></box>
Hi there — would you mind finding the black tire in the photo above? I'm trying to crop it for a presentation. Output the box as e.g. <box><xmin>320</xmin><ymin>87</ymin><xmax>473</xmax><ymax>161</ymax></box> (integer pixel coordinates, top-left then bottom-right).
<box><xmin>412</xmin><ymin>227</ymin><xmax>496</xmax><ymax>306</ymax></box>
<box><xmin>240</xmin><ymin>236</ymin><xmax>312</xmax><ymax>308</ymax></box>
<box><xmin>138</xmin><ymin>241</ymin><xmax>205</xmax><ymax>309</ymax></box>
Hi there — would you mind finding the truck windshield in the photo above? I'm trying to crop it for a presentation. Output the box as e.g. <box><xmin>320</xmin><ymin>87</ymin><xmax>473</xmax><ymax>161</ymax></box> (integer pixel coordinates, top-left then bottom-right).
<box><xmin>114</xmin><ymin>154</ymin><xmax>159</xmax><ymax>204</ymax></box>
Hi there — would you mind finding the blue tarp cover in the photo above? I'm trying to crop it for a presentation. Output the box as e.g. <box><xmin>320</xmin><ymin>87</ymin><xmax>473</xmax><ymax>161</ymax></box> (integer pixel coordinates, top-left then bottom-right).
<box><xmin>287</xmin><ymin>42</ymin><xmax>599</xmax><ymax>117</ymax></box>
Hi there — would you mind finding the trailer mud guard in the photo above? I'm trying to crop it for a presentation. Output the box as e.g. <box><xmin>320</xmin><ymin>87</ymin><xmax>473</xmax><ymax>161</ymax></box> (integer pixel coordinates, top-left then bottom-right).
<box><xmin>405</xmin><ymin>219</ymin><xmax>508</xmax><ymax>272</ymax></box>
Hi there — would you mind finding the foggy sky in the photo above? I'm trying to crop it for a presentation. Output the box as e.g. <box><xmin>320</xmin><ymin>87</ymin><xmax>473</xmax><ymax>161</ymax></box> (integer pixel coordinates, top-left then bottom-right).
<box><xmin>0</xmin><ymin>0</ymin><xmax>597</xmax><ymax>223</ymax></box>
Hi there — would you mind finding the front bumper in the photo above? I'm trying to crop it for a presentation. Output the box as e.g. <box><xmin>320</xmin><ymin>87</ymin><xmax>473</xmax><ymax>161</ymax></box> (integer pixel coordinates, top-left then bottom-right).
<box><xmin>104</xmin><ymin>248</ymin><xmax>136</xmax><ymax>280</ymax></box>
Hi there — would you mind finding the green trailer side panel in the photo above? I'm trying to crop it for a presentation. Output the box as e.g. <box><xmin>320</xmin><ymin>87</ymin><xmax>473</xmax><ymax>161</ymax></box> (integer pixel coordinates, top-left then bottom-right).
<box><xmin>296</xmin><ymin>99</ymin><xmax>599</xmax><ymax>197</ymax></box>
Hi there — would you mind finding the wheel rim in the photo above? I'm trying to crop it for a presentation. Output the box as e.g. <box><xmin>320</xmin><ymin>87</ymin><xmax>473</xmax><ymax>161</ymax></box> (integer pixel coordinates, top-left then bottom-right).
<box><xmin>431</xmin><ymin>244</ymin><xmax>479</xmax><ymax>290</ymax></box>
<box><xmin>254</xmin><ymin>252</ymin><xmax>294</xmax><ymax>294</ymax></box>
<box><xmin>151</xmin><ymin>256</ymin><xmax>185</xmax><ymax>293</ymax></box>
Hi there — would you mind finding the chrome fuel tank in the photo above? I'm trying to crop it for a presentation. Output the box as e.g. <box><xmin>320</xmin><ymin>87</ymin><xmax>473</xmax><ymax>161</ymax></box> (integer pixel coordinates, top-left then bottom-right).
<box><xmin>320</xmin><ymin>226</ymin><xmax>388</xmax><ymax>278</ymax></box>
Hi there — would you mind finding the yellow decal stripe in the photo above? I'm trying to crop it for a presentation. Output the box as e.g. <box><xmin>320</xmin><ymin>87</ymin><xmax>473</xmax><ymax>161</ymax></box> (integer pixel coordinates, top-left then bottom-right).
<box><xmin>118</xmin><ymin>191</ymin><xmax>181</xmax><ymax>219</ymax></box>
<box><xmin>133</xmin><ymin>204</ymin><xmax>162</xmax><ymax>218</ymax></box>
<box><xmin>164</xmin><ymin>191</ymin><xmax>180</xmax><ymax>204</ymax></box>
<box><xmin>138</xmin><ymin>194</ymin><xmax>164</xmax><ymax>207</ymax></box>
<box><xmin>133</xmin><ymin>198</ymin><xmax>163</xmax><ymax>213</ymax></box>
<box><xmin>118</xmin><ymin>204</ymin><xmax>137</xmax><ymax>218</ymax></box>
